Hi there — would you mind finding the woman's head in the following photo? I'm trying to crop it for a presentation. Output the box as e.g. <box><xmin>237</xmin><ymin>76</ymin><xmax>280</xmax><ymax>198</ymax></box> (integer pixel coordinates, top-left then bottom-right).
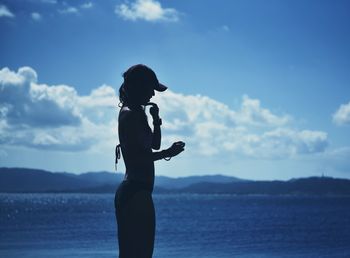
<box><xmin>119</xmin><ymin>64</ymin><xmax>167</xmax><ymax>106</ymax></box>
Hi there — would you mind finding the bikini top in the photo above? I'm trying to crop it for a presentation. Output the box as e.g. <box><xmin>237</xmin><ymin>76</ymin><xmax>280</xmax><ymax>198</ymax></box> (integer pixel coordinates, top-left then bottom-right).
<box><xmin>115</xmin><ymin>105</ymin><xmax>153</xmax><ymax>171</ymax></box>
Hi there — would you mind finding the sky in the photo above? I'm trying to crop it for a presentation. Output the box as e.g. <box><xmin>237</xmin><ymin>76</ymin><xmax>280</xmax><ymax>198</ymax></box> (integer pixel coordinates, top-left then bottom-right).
<box><xmin>1</xmin><ymin>0</ymin><xmax>350</xmax><ymax>180</ymax></box>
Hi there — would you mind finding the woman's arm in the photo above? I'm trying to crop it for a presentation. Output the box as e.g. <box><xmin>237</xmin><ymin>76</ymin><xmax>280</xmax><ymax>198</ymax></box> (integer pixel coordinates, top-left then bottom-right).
<box><xmin>152</xmin><ymin>150</ymin><xmax>166</xmax><ymax>161</ymax></box>
<box><xmin>152</xmin><ymin>141</ymin><xmax>185</xmax><ymax>161</ymax></box>
<box><xmin>120</xmin><ymin>108</ymin><xmax>184</xmax><ymax>163</ymax></box>
<box><xmin>151</xmin><ymin>119</ymin><xmax>161</xmax><ymax>150</ymax></box>
<box><xmin>149</xmin><ymin>104</ymin><xmax>161</xmax><ymax>150</ymax></box>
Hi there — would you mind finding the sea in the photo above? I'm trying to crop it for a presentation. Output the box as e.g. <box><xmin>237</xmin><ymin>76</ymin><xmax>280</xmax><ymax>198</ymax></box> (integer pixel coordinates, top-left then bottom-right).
<box><xmin>1</xmin><ymin>193</ymin><xmax>350</xmax><ymax>258</ymax></box>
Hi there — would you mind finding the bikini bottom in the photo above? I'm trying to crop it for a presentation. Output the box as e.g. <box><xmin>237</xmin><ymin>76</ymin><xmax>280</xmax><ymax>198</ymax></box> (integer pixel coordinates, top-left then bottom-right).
<box><xmin>114</xmin><ymin>179</ymin><xmax>153</xmax><ymax>211</ymax></box>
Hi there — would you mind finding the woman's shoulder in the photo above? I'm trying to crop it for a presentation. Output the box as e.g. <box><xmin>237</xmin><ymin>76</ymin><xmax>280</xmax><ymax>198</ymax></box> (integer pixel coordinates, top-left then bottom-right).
<box><xmin>119</xmin><ymin>106</ymin><xmax>143</xmax><ymax>125</ymax></box>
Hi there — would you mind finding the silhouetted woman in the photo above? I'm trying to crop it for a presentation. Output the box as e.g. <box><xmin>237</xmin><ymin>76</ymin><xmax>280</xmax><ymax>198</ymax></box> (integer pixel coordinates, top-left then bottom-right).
<box><xmin>115</xmin><ymin>64</ymin><xmax>185</xmax><ymax>258</ymax></box>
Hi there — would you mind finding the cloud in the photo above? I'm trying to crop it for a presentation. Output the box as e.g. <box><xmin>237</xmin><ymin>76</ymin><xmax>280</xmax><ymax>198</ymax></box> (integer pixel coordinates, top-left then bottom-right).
<box><xmin>0</xmin><ymin>67</ymin><xmax>81</xmax><ymax>128</ymax></box>
<box><xmin>0</xmin><ymin>149</ymin><xmax>7</xmax><ymax>158</ymax></box>
<box><xmin>172</xmin><ymin>119</ymin><xmax>327</xmax><ymax>158</ymax></box>
<box><xmin>154</xmin><ymin>91</ymin><xmax>289</xmax><ymax>130</ymax></box>
<box><xmin>221</xmin><ymin>25</ymin><xmax>230</xmax><ymax>32</ymax></box>
<box><xmin>115</xmin><ymin>0</ymin><xmax>179</xmax><ymax>22</ymax></box>
<box><xmin>31</xmin><ymin>12</ymin><xmax>42</xmax><ymax>21</ymax></box>
<box><xmin>153</xmin><ymin>91</ymin><xmax>327</xmax><ymax>158</ymax></box>
<box><xmin>315</xmin><ymin>147</ymin><xmax>350</xmax><ymax>175</ymax></box>
<box><xmin>234</xmin><ymin>95</ymin><xmax>290</xmax><ymax>126</ymax></box>
<box><xmin>0</xmin><ymin>67</ymin><xmax>107</xmax><ymax>151</ymax></box>
<box><xmin>258</xmin><ymin>129</ymin><xmax>328</xmax><ymax>158</ymax></box>
<box><xmin>1</xmin><ymin>66</ymin><xmax>329</xmax><ymax>158</ymax></box>
<box><xmin>40</xmin><ymin>0</ymin><xmax>57</xmax><ymax>4</ymax></box>
<box><xmin>58</xmin><ymin>3</ymin><xmax>94</xmax><ymax>15</ymax></box>
<box><xmin>333</xmin><ymin>101</ymin><xmax>350</xmax><ymax>125</ymax></box>
<box><xmin>59</xmin><ymin>7</ymin><xmax>79</xmax><ymax>14</ymax></box>
<box><xmin>0</xmin><ymin>5</ymin><xmax>15</xmax><ymax>18</ymax></box>
<box><xmin>81</xmin><ymin>2</ymin><xmax>94</xmax><ymax>9</ymax></box>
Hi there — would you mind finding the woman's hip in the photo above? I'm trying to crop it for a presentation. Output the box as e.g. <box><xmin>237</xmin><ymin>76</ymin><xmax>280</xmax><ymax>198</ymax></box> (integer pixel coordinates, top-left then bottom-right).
<box><xmin>115</xmin><ymin>179</ymin><xmax>154</xmax><ymax>212</ymax></box>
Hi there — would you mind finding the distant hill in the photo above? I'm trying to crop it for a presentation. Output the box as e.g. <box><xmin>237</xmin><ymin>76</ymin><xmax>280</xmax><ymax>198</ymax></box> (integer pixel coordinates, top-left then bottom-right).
<box><xmin>0</xmin><ymin>167</ymin><xmax>95</xmax><ymax>192</ymax></box>
<box><xmin>0</xmin><ymin>168</ymin><xmax>128</xmax><ymax>193</ymax></box>
<box><xmin>155</xmin><ymin>174</ymin><xmax>245</xmax><ymax>189</ymax></box>
<box><xmin>0</xmin><ymin>167</ymin><xmax>242</xmax><ymax>193</ymax></box>
<box><xmin>76</xmin><ymin>171</ymin><xmax>124</xmax><ymax>185</ymax></box>
<box><xmin>178</xmin><ymin>177</ymin><xmax>350</xmax><ymax>195</ymax></box>
<box><xmin>1</xmin><ymin>167</ymin><xmax>350</xmax><ymax>195</ymax></box>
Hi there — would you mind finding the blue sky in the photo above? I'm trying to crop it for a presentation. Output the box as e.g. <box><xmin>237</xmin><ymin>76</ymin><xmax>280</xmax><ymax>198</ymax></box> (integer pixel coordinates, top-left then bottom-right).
<box><xmin>1</xmin><ymin>0</ymin><xmax>350</xmax><ymax>180</ymax></box>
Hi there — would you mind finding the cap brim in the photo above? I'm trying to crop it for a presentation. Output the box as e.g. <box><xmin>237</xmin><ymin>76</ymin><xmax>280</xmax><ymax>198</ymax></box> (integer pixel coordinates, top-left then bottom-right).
<box><xmin>154</xmin><ymin>83</ymin><xmax>168</xmax><ymax>92</ymax></box>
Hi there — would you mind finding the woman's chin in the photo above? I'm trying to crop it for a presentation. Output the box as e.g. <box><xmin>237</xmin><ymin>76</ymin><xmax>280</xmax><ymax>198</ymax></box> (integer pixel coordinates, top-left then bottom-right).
<box><xmin>143</xmin><ymin>99</ymin><xmax>152</xmax><ymax>105</ymax></box>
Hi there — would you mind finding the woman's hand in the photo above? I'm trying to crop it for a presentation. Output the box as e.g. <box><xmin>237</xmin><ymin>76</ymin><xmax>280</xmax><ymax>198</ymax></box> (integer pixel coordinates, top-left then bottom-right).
<box><xmin>149</xmin><ymin>103</ymin><xmax>159</xmax><ymax>119</ymax></box>
<box><xmin>164</xmin><ymin>141</ymin><xmax>185</xmax><ymax>157</ymax></box>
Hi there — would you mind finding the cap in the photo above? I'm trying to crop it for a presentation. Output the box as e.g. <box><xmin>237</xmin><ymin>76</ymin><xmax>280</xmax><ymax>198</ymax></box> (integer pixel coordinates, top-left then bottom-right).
<box><xmin>124</xmin><ymin>64</ymin><xmax>168</xmax><ymax>92</ymax></box>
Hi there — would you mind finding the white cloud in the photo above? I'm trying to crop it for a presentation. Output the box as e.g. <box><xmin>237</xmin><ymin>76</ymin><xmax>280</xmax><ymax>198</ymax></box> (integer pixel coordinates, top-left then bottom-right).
<box><xmin>0</xmin><ymin>148</ymin><xmax>7</xmax><ymax>158</ymax></box>
<box><xmin>333</xmin><ymin>101</ymin><xmax>350</xmax><ymax>125</ymax></box>
<box><xmin>153</xmin><ymin>90</ymin><xmax>326</xmax><ymax>158</ymax></box>
<box><xmin>0</xmin><ymin>67</ymin><xmax>81</xmax><ymax>129</ymax></box>
<box><xmin>40</xmin><ymin>0</ymin><xmax>57</xmax><ymax>4</ymax></box>
<box><xmin>0</xmin><ymin>67</ymin><xmax>115</xmax><ymax>151</ymax></box>
<box><xmin>81</xmin><ymin>2</ymin><xmax>94</xmax><ymax>9</ymax></box>
<box><xmin>154</xmin><ymin>91</ymin><xmax>289</xmax><ymax>130</ymax></box>
<box><xmin>221</xmin><ymin>25</ymin><xmax>230</xmax><ymax>32</ymax></box>
<box><xmin>0</xmin><ymin>66</ymin><xmax>329</xmax><ymax>159</ymax></box>
<box><xmin>0</xmin><ymin>5</ymin><xmax>15</xmax><ymax>18</ymax></box>
<box><xmin>0</xmin><ymin>67</ymin><xmax>26</xmax><ymax>84</ymax></box>
<box><xmin>175</xmin><ymin>122</ymin><xmax>327</xmax><ymax>158</ymax></box>
<box><xmin>258</xmin><ymin>129</ymin><xmax>328</xmax><ymax>158</ymax></box>
<box><xmin>59</xmin><ymin>7</ymin><xmax>79</xmax><ymax>14</ymax></box>
<box><xmin>234</xmin><ymin>95</ymin><xmax>290</xmax><ymax>126</ymax></box>
<box><xmin>115</xmin><ymin>0</ymin><xmax>179</xmax><ymax>22</ymax></box>
<box><xmin>31</xmin><ymin>12</ymin><xmax>42</xmax><ymax>21</ymax></box>
<box><xmin>315</xmin><ymin>147</ymin><xmax>350</xmax><ymax>175</ymax></box>
<box><xmin>58</xmin><ymin>2</ymin><xmax>95</xmax><ymax>16</ymax></box>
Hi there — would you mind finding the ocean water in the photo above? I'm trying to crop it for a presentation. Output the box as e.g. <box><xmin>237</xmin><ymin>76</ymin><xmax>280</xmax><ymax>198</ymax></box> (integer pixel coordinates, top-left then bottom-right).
<box><xmin>1</xmin><ymin>193</ymin><xmax>350</xmax><ymax>258</ymax></box>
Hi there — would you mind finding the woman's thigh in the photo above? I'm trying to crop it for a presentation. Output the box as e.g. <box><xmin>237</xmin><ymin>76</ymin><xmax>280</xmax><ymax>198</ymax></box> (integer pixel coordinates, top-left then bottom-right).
<box><xmin>117</xmin><ymin>190</ymin><xmax>155</xmax><ymax>258</ymax></box>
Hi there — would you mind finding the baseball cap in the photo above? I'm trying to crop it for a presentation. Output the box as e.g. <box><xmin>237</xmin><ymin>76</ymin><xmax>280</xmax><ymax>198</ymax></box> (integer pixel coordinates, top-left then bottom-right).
<box><xmin>123</xmin><ymin>64</ymin><xmax>168</xmax><ymax>92</ymax></box>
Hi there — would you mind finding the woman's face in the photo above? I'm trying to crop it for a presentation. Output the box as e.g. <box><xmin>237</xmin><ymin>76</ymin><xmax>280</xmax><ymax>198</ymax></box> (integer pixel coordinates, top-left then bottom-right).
<box><xmin>131</xmin><ymin>86</ymin><xmax>155</xmax><ymax>105</ymax></box>
<box><xmin>144</xmin><ymin>87</ymin><xmax>155</xmax><ymax>104</ymax></box>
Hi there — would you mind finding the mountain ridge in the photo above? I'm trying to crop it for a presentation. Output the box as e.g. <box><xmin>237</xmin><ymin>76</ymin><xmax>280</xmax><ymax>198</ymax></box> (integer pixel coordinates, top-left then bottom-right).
<box><xmin>1</xmin><ymin>167</ymin><xmax>350</xmax><ymax>195</ymax></box>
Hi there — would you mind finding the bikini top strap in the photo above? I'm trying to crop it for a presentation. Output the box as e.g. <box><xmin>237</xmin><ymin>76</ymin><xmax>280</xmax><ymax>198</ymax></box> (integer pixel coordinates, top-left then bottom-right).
<box><xmin>115</xmin><ymin>143</ymin><xmax>121</xmax><ymax>171</ymax></box>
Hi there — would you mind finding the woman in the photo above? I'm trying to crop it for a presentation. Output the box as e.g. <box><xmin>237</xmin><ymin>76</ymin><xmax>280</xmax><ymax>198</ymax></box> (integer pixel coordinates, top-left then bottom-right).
<box><xmin>115</xmin><ymin>64</ymin><xmax>185</xmax><ymax>258</ymax></box>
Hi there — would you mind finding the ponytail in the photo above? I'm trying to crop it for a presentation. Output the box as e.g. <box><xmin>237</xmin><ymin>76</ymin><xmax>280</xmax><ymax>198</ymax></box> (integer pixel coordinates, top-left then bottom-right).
<box><xmin>118</xmin><ymin>83</ymin><xmax>127</xmax><ymax>107</ymax></box>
